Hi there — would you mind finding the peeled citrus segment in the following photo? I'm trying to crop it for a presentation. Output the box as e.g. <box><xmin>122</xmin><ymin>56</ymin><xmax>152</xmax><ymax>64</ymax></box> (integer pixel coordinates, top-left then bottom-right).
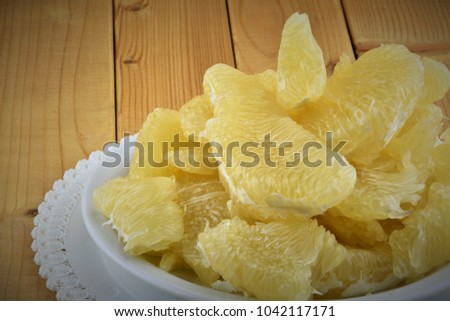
<box><xmin>93</xmin><ymin>176</ymin><xmax>128</xmax><ymax>218</ymax></box>
<box><xmin>130</xmin><ymin>107</ymin><xmax>216</xmax><ymax>177</ymax></box>
<box><xmin>93</xmin><ymin>176</ymin><xmax>177</xmax><ymax>219</ymax></box>
<box><xmin>277</xmin><ymin>13</ymin><xmax>326</xmax><ymax>110</ymax></box>
<box><xmin>335</xmin><ymin>156</ymin><xmax>424</xmax><ymax>221</ymax></box>
<box><xmin>296</xmin><ymin>44</ymin><xmax>424</xmax><ymax>165</ymax></box>
<box><xmin>177</xmin><ymin>179</ymin><xmax>230</xmax><ymax>284</ymax></box>
<box><xmin>387</xmin><ymin>103</ymin><xmax>443</xmax><ymax>168</ymax></box>
<box><xmin>176</xmin><ymin>97</ymin><xmax>218</xmax><ymax>176</ymax></box>
<box><xmin>335</xmin><ymin>104</ymin><xmax>442</xmax><ymax>221</ymax></box>
<box><xmin>160</xmin><ymin>177</ymin><xmax>229</xmax><ymax>285</ymax></box>
<box><xmin>180</xmin><ymin>95</ymin><xmax>214</xmax><ymax>142</ymax></box>
<box><xmin>94</xmin><ymin>176</ymin><xmax>184</xmax><ymax>256</ymax></box>
<box><xmin>255</xmin><ymin>69</ymin><xmax>277</xmax><ymax>95</ymax></box>
<box><xmin>203</xmin><ymin>64</ymin><xmax>356</xmax><ymax>217</ymax></box>
<box><xmin>332</xmin><ymin>53</ymin><xmax>353</xmax><ymax>76</ymax></box>
<box><xmin>197</xmin><ymin>216</ymin><xmax>342</xmax><ymax>300</ymax></box>
<box><xmin>431</xmin><ymin>128</ymin><xmax>450</xmax><ymax>185</ymax></box>
<box><xmin>316</xmin><ymin>208</ymin><xmax>387</xmax><ymax>248</ymax></box>
<box><xmin>317</xmin><ymin>245</ymin><xmax>399</xmax><ymax>298</ymax></box>
<box><xmin>160</xmin><ymin>251</ymin><xmax>187</xmax><ymax>271</ymax></box>
<box><xmin>311</xmin><ymin>229</ymin><xmax>347</xmax><ymax>294</ymax></box>
<box><xmin>419</xmin><ymin>57</ymin><xmax>450</xmax><ymax>105</ymax></box>
<box><xmin>129</xmin><ymin>108</ymin><xmax>182</xmax><ymax>179</ymax></box>
<box><xmin>389</xmin><ymin>182</ymin><xmax>450</xmax><ymax>279</ymax></box>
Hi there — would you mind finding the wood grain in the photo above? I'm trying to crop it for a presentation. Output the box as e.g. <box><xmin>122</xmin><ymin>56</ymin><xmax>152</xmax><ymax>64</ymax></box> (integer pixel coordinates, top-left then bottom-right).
<box><xmin>114</xmin><ymin>0</ymin><xmax>235</xmax><ymax>136</ymax></box>
<box><xmin>227</xmin><ymin>0</ymin><xmax>355</xmax><ymax>75</ymax></box>
<box><xmin>0</xmin><ymin>0</ymin><xmax>115</xmax><ymax>300</ymax></box>
<box><xmin>1</xmin><ymin>0</ymin><xmax>449</xmax><ymax>301</ymax></box>
<box><xmin>343</xmin><ymin>0</ymin><xmax>450</xmax><ymax>54</ymax></box>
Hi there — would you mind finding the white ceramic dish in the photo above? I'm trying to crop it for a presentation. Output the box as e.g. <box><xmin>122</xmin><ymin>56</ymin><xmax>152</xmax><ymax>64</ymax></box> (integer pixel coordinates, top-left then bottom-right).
<box><xmin>81</xmin><ymin>136</ymin><xmax>450</xmax><ymax>300</ymax></box>
<box><xmin>81</xmin><ymin>137</ymin><xmax>243</xmax><ymax>300</ymax></box>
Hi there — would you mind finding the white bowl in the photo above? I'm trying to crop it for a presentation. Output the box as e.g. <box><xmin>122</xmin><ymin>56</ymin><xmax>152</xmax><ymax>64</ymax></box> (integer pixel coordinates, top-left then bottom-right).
<box><xmin>81</xmin><ymin>136</ymin><xmax>450</xmax><ymax>300</ymax></box>
<box><xmin>81</xmin><ymin>137</ymin><xmax>243</xmax><ymax>300</ymax></box>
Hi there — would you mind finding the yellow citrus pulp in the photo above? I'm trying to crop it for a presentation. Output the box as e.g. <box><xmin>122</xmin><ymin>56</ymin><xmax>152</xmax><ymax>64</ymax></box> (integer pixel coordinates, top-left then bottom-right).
<box><xmin>93</xmin><ymin>12</ymin><xmax>450</xmax><ymax>300</ymax></box>
<box><xmin>93</xmin><ymin>176</ymin><xmax>183</xmax><ymax>255</ymax></box>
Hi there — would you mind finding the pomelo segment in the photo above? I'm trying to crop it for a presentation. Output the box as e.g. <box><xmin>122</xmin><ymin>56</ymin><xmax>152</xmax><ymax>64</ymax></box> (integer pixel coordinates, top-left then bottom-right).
<box><xmin>130</xmin><ymin>107</ymin><xmax>215</xmax><ymax>177</ymax></box>
<box><xmin>204</xmin><ymin>64</ymin><xmax>356</xmax><ymax>218</ymax></box>
<box><xmin>94</xmin><ymin>176</ymin><xmax>183</xmax><ymax>255</ymax></box>
<box><xmin>176</xmin><ymin>179</ymin><xmax>230</xmax><ymax>284</ymax></box>
<box><xmin>419</xmin><ymin>57</ymin><xmax>450</xmax><ymax>105</ymax></box>
<box><xmin>296</xmin><ymin>44</ymin><xmax>424</xmax><ymax>165</ymax></box>
<box><xmin>389</xmin><ymin>182</ymin><xmax>450</xmax><ymax>279</ymax></box>
<box><xmin>316</xmin><ymin>245</ymin><xmax>399</xmax><ymax>298</ymax></box>
<box><xmin>316</xmin><ymin>208</ymin><xmax>387</xmax><ymax>248</ymax></box>
<box><xmin>197</xmin><ymin>216</ymin><xmax>344</xmax><ymax>300</ymax></box>
<box><xmin>277</xmin><ymin>13</ymin><xmax>326</xmax><ymax>110</ymax></box>
<box><xmin>129</xmin><ymin>108</ymin><xmax>182</xmax><ymax>179</ymax></box>
<box><xmin>431</xmin><ymin>128</ymin><xmax>450</xmax><ymax>185</ymax></box>
<box><xmin>180</xmin><ymin>95</ymin><xmax>214</xmax><ymax>142</ymax></box>
<box><xmin>335</xmin><ymin>104</ymin><xmax>443</xmax><ymax>221</ymax></box>
<box><xmin>255</xmin><ymin>69</ymin><xmax>277</xmax><ymax>95</ymax></box>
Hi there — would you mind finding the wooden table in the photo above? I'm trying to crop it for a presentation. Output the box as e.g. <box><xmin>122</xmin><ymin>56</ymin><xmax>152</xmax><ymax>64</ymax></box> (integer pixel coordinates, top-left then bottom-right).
<box><xmin>1</xmin><ymin>0</ymin><xmax>449</xmax><ymax>300</ymax></box>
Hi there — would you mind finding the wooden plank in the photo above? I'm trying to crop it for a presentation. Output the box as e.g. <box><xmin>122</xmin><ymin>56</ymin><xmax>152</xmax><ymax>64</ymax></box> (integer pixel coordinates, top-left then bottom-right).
<box><xmin>0</xmin><ymin>0</ymin><xmax>115</xmax><ymax>300</ymax></box>
<box><xmin>115</xmin><ymin>0</ymin><xmax>235</xmax><ymax>135</ymax></box>
<box><xmin>227</xmin><ymin>0</ymin><xmax>355</xmax><ymax>75</ymax></box>
<box><xmin>342</xmin><ymin>0</ymin><xmax>450</xmax><ymax>54</ymax></box>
